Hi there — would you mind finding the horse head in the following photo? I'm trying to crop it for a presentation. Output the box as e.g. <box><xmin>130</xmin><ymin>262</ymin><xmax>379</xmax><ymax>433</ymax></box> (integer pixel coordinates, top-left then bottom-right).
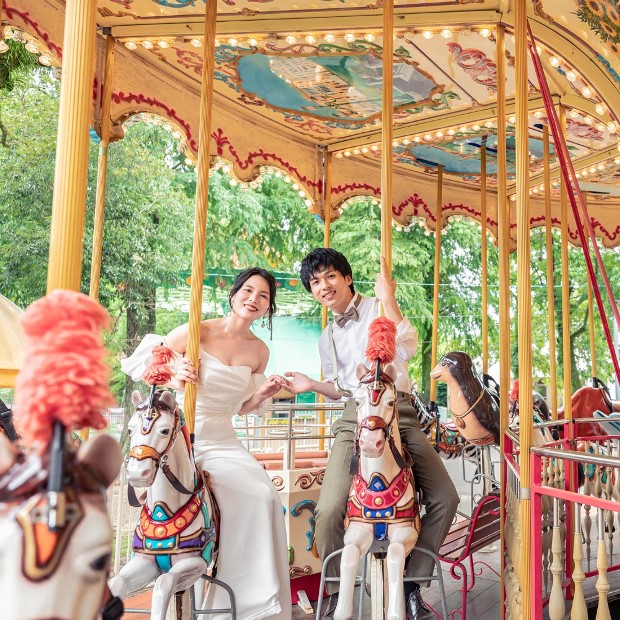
<box><xmin>127</xmin><ymin>389</ymin><xmax>185</xmax><ymax>488</ymax></box>
<box><xmin>354</xmin><ymin>362</ymin><xmax>398</xmax><ymax>459</ymax></box>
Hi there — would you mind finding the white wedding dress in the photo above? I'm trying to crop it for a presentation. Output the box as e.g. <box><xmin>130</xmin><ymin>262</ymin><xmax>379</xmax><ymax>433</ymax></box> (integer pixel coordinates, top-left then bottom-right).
<box><xmin>122</xmin><ymin>336</ymin><xmax>291</xmax><ymax>620</ymax></box>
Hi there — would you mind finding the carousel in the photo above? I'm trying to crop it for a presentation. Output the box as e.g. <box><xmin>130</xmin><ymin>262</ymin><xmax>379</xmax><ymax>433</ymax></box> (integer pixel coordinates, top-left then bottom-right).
<box><xmin>1</xmin><ymin>0</ymin><xmax>620</xmax><ymax>619</ymax></box>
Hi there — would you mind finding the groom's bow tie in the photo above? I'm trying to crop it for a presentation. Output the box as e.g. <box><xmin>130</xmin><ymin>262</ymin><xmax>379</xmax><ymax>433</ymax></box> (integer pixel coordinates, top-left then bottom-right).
<box><xmin>334</xmin><ymin>296</ymin><xmax>361</xmax><ymax>328</ymax></box>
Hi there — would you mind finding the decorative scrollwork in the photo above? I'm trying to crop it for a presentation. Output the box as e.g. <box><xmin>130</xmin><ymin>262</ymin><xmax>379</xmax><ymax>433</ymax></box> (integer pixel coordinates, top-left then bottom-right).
<box><xmin>291</xmin><ymin>500</ymin><xmax>317</xmax><ymax>552</ymax></box>
<box><xmin>289</xmin><ymin>565</ymin><xmax>313</xmax><ymax>578</ymax></box>
<box><xmin>271</xmin><ymin>476</ymin><xmax>284</xmax><ymax>491</ymax></box>
<box><xmin>295</xmin><ymin>469</ymin><xmax>325</xmax><ymax>489</ymax></box>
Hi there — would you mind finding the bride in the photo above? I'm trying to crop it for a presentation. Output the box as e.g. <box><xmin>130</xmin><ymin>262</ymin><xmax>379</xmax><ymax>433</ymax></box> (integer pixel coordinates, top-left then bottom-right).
<box><xmin>122</xmin><ymin>267</ymin><xmax>292</xmax><ymax>620</ymax></box>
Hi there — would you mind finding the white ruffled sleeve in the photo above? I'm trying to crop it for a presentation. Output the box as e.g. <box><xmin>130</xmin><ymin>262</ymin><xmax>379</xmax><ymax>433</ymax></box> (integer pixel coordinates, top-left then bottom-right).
<box><xmin>120</xmin><ymin>334</ymin><xmax>180</xmax><ymax>381</ymax></box>
<box><xmin>243</xmin><ymin>373</ymin><xmax>271</xmax><ymax>415</ymax></box>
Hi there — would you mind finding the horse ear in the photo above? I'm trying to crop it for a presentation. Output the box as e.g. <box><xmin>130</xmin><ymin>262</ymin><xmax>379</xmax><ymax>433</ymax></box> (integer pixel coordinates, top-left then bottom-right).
<box><xmin>77</xmin><ymin>434</ymin><xmax>122</xmax><ymax>488</ymax></box>
<box><xmin>384</xmin><ymin>363</ymin><xmax>397</xmax><ymax>383</ymax></box>
<box><xmin>132</xmin><ymin>390</ymin><xmax>143</xmax><ymax>406</ymax></box>
<box><xmin>0</xmin><ymin>433</ymin><xmax>17</xmax><ymax>476</ymax></box>
<box><xmin>160</xmin><ymin>390</ymin><xmax>177</xmax><ymax>409</ymax></box>
<box><xmin>356</xmin><ymin>363</ymin><xmax>369</xmax><ymax>380</ymax></box>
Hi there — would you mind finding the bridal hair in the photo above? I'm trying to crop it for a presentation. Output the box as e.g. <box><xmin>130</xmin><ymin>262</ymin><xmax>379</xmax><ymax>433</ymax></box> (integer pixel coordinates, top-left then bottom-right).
<box><xmin>228</xmin><ymin>267</ymin><xmax>277</xmax><ymax>336</ymax></box>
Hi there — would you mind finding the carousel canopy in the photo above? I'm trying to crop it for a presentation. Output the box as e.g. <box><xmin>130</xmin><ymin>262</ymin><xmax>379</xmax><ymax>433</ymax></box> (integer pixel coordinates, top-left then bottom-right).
<box><xmin>5</xmin><ymin>0</ymin><xmax>620</xmax><ymax>246</ymax></box>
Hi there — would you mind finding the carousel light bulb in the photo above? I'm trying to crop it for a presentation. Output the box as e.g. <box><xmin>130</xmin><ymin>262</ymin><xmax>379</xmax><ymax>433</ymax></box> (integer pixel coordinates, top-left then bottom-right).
<box><xmin>190</xmin><ymin>38</ymin><xmax>202</xmax><ymax>47</ymax></box>
<box><xmin>344</xmin><ymin>33</ymin><xmax>355</xmax><ymax>43</ymax></box>
<box><xmin>566</xmin><ymin>71</ymin><xmax>576</xmax><ymax>82</ymax></box>
<box><xmin>441</xmin><ymin>29</ymin><xmax>452</xmax><ymax>39</ymax></box>
<box><xmin>0</xmin><ymin>40</ymin><xmax>9</xmax><ymax>54</ymax></box>
<box><xmin>584</xmin><ymin>115</ymin><xmax>593</xmax><ymax>125</ymax></box>
<box><xmin>228</xmin><ymin>37</ymin><xmax>239</xmax><ymax>46</ymax></box>
<box><xmin>459</xmin><ymin>125</ymin><xmax>467</xmax><ymax>132</ymax></box>
<box><xmin>353</xmin><ymin>148</ymin><xmax>361</xmax><ymax>154</ymax></box>
<box><xmin>532</xmin><ymin>188</ymin><xmax>539</xmax><ymax>193</ymax></box>
<box><xmin>305</xmin><ymin>34</ymin><xmax>316</xmax><ymax>44</ymax></box>
<box><xmin>125</xmin><ymin>40</ymin><xmax>137</xmax><ymax>50</ymax></box>
<box><xmin>536</xmin><ymin>45</ymin><xmax>542</xmax><ymax>55</ymax></box>
<box><xmin>436</xmin><ymin>131</ymin><xmax>444</xmax><ymax>138</ymax></box>
<box><xmin>582</xmin><ymin>86</ymin><xmax>592</xmax><ymax>98</ymax></box>
<box><xmin>292</xmin><ymin>183</ymin><xmax>300</xmax><ymax>190</ymax></box>
<box><xmin>324</xmin><ymin>33</ymin><xmax>335</xmax><ymax>43</ymax></box>
<box><xmin>485</xmin><ymin>120</ymin><xmax>494</xmax><ymax>128</ymax></box>
<box><xmin>447</xmin><ymin>128</ymin><xmax>455</xmax><ymax>135</ymax></box>
<box><xmin>422</xmin><ymin>30</ymin><xmax>433</xmax><ymax>39</ymax></box>
<box><xmin>142</xmin><ymin>40</ymin><xmax>154</xmax><ymax>49</ymax></box>
<box><xmin>534</xmin><ymin>111</ymin><xmax>543</xmax><ymax>118</ymax></box>
<box><xmin>214</xmin><ymin>39</ymin><xmax>220</xmax><ymax>47</ymax></box>
<box><xmin>589</xmin><ymin>166</ymin><xmax>596</xmax><ymax>173</ymax></box>
<box><xmin>569</xmin><ymin>109</ymin><xmax>579</xmax><ymax>119</ymax></box>
<box><xmin>248</xmin><ymin>38</ymin><xmax>258</xmax><ymax>47</ymax></box>
<box><xmin>597</xmin><ymin>164</ymin><xmax>605</xmax><ymax>170</ymax></box>
<box><xmin>172</xmin><ymin>131</ymin><xmax>182</xmax><ymax>139</ymax></box>
<box><xmin>480</xmin><ymin>28</ymin><xmax>491</xmax><ymax>38</ymax></box>
<box><xmin>285</xmin><ymin>35</ymin><xmax>297</xmax><ymax>44</ymax></box>
<box><xmin>25</xmin><ymin>41</ymin><xmax>39</xmax><ymax>54</ymax></box>
<box><xmin>392</xmin><ymin>140</ymin><xmax>399</xmax><ymax>147</ymax></box>
<box><xmin>361</xmin><ymin>146</ymin><xmax>369</xmax><ymax>153</ymax></box>
<box><xmin>473</xmin><ymin>124</ymin><xmax>481</xmax><ymax>131</ymax></box>
<box><xmin>424</xmin><ymin>134</ymin><xmax>432</xmax><ymax>141</ymax></box>
<box><xmin>402</xmin><ymin>139</ymin><xmax>410</xmax><ymax>145</ymax></box>
<box><xmin>39</xmin><ymin>54</ymin><xmax>52</xmax><ymax>66</ymax></box>
<box><xmin>615</xmin><ymin>156</ymin><xmax>620</xmax><ymax>164</ymax></box>
<box><xmin>595</xmin><ymin>103</ymin><xmax>606</xmax><ymax>115</ymax></box>
<box><xmin>344</xmin><ymin>150</ymin><xmax>352</xmax><ymax>157</ymax></box>
<box><xmin>549</xmin><ymin>56</ymin><xmax>560</xmax><ymax>68</ymax></box>
<box><xmin>229</xmin><ymin>179</ymin><xmax>238</xmax><ymax>186</ymax></box>
<box><xmin>596</xmin><ymin>123</ymin><xmax>606</xmax><ymax>132</ymax></box>
<box><xmin>371</xmin><ymin>144</ymin><xmax>379</xmax><ymax>151</ymax></box>
<box><xmin>607</xmin><ymin>122</ymin><xmax>617</xmax><ymax>133</ymax></box>
<box><xmin>365</xmin><ymin>33</ymin><xmax>376</xmax><ymax>42</ymax></box>
<box><xmin>157</xmin><ymin>40</ymin><xmax>169</xmax><ymax>49</ymax></box>
<box><xmin>298</xmin><ymin>190</ymin><xmax>305</xmax><ymax>197</ymax></box>
<box><xmin>184</xmin><ymin>157</ymin><xmax>193</xmax><ymax>166</ymax></box>
<box><xmin>414</xmin><ymin>136</ymin><xmax>421</xmax><ymax>142</ymax></box>
<box><xmin>305</xmin><ymin>199</ymin><xmax>312</xmax><ymax>207</ymax></box>
<box><xmin>508</xmin><ymin>116</ymin><xmax>516</xmax><ymax>124</ymax></box>
<box><xmin>336</xmin><ymin>152</ymin><xmax>344</xmax><ymax>159</ymax></box>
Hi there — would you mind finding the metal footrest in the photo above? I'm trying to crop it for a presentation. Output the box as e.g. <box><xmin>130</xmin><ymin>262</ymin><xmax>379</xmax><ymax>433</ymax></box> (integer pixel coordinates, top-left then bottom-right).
<box><xmin>190</xmin><ymin>574</ymin><xmax>236</xmax><ymax>620</ymax></box>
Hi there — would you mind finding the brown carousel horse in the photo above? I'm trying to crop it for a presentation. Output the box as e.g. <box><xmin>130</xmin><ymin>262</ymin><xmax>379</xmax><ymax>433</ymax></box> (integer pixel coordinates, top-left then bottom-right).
<box><xmin>0</xmin><ymin>398</ymin><xmax>18</xmax><ymax>442</ymax></box>
<box><xmin>430</xmin><ymin>351</ymin><xmax>500</xmax><ymax>446</ymax></box>
<box><xmin>0</xmin><ymin>290</ymin><xmax>123</xmax><ymax>620</ymax></box>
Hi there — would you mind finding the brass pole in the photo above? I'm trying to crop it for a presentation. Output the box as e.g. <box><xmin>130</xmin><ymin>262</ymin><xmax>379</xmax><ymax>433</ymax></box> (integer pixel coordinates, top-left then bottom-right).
<box><xmin>543</xmin><ymin>125</ymin><xmax>558</xmax><ymax>419</ymax></box>
<box><xmin>429</xmin><ymin>164</ymin><xmax>443</xmax><ymax>403</ymax></box>
<box><xmin>47</xmin><ymin>0</ymin><xmax>97</xmax><ymax>292</ymax></box>
<box><xmin>480</xmin><ymin>145</ymin><xmax>489</xmax><ymax>374</ymax></box>
<box><xmin>319</xmin><ymin>150</ymin><xmax>332</xmax><ymax>451</ymax></box>
<box><xmin>496</xmin><ymin>24</ymin><xmax>510</xmax><ymax>619</ymax></box>
<box><xmin>582</xmin><ymin>191</ymin><xmax>597</xmax><ymax>379</ymax></box>
<box><xmin>89</xmin><ymin>35</ymin><xmax>115</xmax><ymax>301</ymax></box>
<box><xmin>183</xmin><ymin>3</ymin><xmax>218</xmax><ymax>436</ymax></box>
<box><xmin>515</xmin><ymin>2</ymin><xmax>533</xmax><ymax>617</ymax></box>
<box><xmin>380</xmin><ymin>0</ymin><xmax>394</xmax><ymax>276</ymax></box>
<box><xmin>559</xmin><ymin>106</ymin><xmax>572</xmax><ymax>423</ymax></box>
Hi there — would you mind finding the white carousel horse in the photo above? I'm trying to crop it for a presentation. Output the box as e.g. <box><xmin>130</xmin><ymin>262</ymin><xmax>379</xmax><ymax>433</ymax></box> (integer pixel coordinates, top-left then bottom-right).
<box><xmin>109</xmin><ymin>389</ymin><xmax>218</xmax><ymax>620</ymax></box>
<box><xmin>0</xmin><ymin>289</ymin><xmax>123</xmax><ymax>620</ymax></box>
<box><xmin>334</xmin><ymin>361</ymin><xmax>420</xmax><ymax>620</ymax></box>
<box><xmin>0</xmin><ymin>433</ymin><xmax>123</xmax><ymax>620</ymax></box>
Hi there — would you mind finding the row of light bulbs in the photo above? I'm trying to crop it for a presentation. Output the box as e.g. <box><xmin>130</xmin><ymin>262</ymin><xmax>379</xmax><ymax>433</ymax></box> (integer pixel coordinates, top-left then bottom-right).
<box><xmin>122</xmin><ymin>25</ymin><xmax>494</xmax><ymax>52</ymax></box>
<box><xmin>0</xmin><ymin>26</ymin><xmax>54</xmax><ymax>65</ymax></box>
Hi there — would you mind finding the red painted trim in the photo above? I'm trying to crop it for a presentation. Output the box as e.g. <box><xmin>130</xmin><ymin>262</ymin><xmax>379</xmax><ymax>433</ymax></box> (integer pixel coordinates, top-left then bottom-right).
<box><xmin>3</xmin><ymin>3</ymin><xmax>63</xmax><ymax>59</ymax></box>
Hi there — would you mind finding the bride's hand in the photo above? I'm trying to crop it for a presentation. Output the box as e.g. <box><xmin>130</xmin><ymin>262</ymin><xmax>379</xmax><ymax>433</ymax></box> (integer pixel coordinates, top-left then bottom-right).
<box><xmin>172</xmin><ymin>357</ymin><xmax>199</xmax><ymax>389</ymax></box>
<box><xmin>256</xmin><ymin>375</ymin><xmax>292</xmax><ymax>400</ymax></box>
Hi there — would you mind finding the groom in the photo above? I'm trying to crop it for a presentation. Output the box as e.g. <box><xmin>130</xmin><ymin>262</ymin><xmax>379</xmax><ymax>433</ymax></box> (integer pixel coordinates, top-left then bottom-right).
<box><xmin>285</xmin><ymin>248</ymin><xmax>459</xmax><ymax>619</ymax></box>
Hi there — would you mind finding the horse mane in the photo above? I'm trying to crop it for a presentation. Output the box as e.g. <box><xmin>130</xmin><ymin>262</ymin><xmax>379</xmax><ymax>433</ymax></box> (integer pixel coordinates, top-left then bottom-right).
<box><xmin>14</xmin><ymin>291</ymin><xmax>114</xmax><ymax>452</ymax></box>
<box><xmin>365</xmin><ymin>317</ymin><xmax>396</xmax><ymax>364</ymax></box>
<box><xmin>142</xmin><ymin>345</ymin><xmax>175</xmax><ymax>386</ymax></box>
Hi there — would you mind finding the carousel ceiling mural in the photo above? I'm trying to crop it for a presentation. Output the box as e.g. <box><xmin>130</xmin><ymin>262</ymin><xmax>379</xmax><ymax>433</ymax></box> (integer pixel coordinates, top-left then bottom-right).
<box><xmin>4</xmin><ymin>0</ymin><xmax>620</xmax><ymax>245</ymax></box>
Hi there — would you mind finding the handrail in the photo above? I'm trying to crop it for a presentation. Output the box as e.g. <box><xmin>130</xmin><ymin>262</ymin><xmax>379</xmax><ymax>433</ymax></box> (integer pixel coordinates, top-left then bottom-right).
<box><xmin>531</xmin><ymin>446</ymin><xmax>620</xmax><ymax>468</ymax></box>
<box><xmin>269</xmin><ymin>403</ymin><xmax>344</xmax><ymax>412</ymax></box>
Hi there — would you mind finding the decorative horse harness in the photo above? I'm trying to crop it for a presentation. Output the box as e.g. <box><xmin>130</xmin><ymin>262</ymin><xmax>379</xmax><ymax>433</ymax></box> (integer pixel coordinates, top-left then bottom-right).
<box><xmin>129</xmin><ymin>392</ymin><xmax>217</xmax><ymax>570</ymax></box>
<box><xmin>347</xmin><ymin>368</ymin><xmax>419</xmax><ymax>540</ymax></box>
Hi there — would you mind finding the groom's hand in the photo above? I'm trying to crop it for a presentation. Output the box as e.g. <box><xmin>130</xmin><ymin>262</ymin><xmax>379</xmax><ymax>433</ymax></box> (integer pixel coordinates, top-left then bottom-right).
<box><xmin>283</xmin><ymin>371</ymin><xmax>314</xmax><ymax>394</ymax></box>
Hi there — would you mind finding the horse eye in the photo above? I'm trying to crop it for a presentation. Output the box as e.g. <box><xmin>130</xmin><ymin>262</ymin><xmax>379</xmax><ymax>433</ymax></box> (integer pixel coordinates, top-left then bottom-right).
<box><xmin>387</xmin><ymin>401</ymin><xmax>395</xmax><ymax>407</ymax></box>
<box><xmin>90</xmin><ymin>553</ymin><xmax>110</xmax><ymax>572</ymax></box>
<box><xmin>161</xmin><ymin>429</ymin><xmax>171</xmax><ymax>436</ymax></box>
<box><xmin>441</xmin><ymin>362</ymin><xmax>446</xmax><ymax>366</ymax></box>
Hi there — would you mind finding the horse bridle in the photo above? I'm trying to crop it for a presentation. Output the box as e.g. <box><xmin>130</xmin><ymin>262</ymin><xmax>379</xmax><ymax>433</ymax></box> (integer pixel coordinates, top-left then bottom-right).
<box><xmin>127</xmin><ymin>393</ymin><xmax>202</xmax><ymax>504</ymax></box>
<box><xmin>352</xmin><ymin>369</ymin><xmax>413</xmax><ymax>473</ymax></box>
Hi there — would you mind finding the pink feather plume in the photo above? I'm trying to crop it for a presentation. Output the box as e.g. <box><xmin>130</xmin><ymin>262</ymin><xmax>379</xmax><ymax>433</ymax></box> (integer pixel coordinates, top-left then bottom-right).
<box><xmin>365</xmin><ymin>317</ymin><xmax>397</xmax><ymax>364</ymax></box>
<box><xmin>15</xmin><ymin>290</ymin><xmax>114</xmax><ymax>452</ymax></box>
<box><xmin>509</xmin><ymin>379</ymin><xmax>519</xmax><ymax>402</ymax></box>
<box><xmin>142</xmin><ymin>345</ymin><xmax>175</xmax><ymax>386</ymax></box>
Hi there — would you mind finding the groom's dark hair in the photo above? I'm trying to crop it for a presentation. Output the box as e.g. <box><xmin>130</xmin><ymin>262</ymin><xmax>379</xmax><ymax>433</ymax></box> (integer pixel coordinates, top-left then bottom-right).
<box><xmin>300</xmin><ymin>248</ymin><xmax>355</xmax><ymax>294</ymax></box>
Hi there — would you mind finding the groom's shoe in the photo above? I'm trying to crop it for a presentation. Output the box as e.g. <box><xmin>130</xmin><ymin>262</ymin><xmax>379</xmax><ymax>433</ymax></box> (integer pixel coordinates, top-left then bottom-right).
<box><xmin>406</xmin><ymin>584</ymin><xmax>434</xmax><ymax>620</ymax></box>
<box><xmin>323</xmin><ymin>593</ymin><xmax>339</xmax><ymax>618</ymax></box>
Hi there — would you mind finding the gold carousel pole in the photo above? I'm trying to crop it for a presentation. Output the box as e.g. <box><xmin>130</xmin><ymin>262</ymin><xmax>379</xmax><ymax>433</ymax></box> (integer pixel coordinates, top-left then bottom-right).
<box><xmin>381</xmin><ymin>0</ymin><xmax>394</xmax><ymax>276</ymax></box>
<box><xmin>480</xmin><ymin>145</ymin><xmax>489</xmax><ymax>374</ymax></box>
<box><xmin>582</xmin><ymin>191</ymin><xmax>597</xmax><ymax>380</ymax></box>
<box><xmin>183</xmin><ymin>2</ymin><xmax>217</xmax><ymax>438</ymax></box>
<box><xmin>515</xmin><ymin>1</ymin><xmax>533</xmax><ymax>617</ymax></box>
<box><xmin>543</xmin><ymin>125</ymin><xmax>559</xmax><ymax>419</ymax></box>
<box><xmin>47</xmin><ymin>0</ymin><xmax>97</xmax><ymax>292</ymax></box>
<box><xmin>496</xmin><ymin>24</ymin><xmax>510</xmax><ymax>620</ymax></box>
<box><xmin>429</xmin><ymin>165</ymin><xmax>443</xmax><ymax>404</ymax></box>
<box><xmin>559</xmin><ymin>106</ymin><xmax>573</xmax><ymax>427</ymax></box>
<box><xmin>319</xmin><ymin>150</ymin><xmax>332</xmax><ymax>452</ymax></box>
<box><xmin>89</xmin><ymin>34</ymin><xmax>115</xmax><ymax>301</ymax></box>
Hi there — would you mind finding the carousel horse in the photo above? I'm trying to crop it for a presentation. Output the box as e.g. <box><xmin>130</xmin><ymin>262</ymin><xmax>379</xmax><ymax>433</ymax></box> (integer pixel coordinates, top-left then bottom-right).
<box><xmin>430</xmin><ymin>351</ymin><xmax>500</xmax><ymax>446</ymax></box>
<box><xmin>334</xmin><ymin>318</ymin><xmax>420</xmax><ymax>620</ymax></box>
<box><xmin>109</xmin><ymin>347</ymin><xmax>218</xmax><ymax>620</ymax></box>
<box><xmin>557</xmin><ymin>383</ymin><xmax>620</xmax><ymax>439</ymax></box>
<box><xmin>0</xmin><ymin>290</ymin><xmax>123</xmax><ymax>620</ymax></box>
<box><xmin>0</xmin><ymin>398</ymin><xmax>17</xmax><ymax>442</ymax></box>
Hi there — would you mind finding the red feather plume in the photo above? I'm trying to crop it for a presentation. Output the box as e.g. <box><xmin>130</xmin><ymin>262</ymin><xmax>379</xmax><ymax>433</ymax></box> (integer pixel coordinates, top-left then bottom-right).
<box><xmin>142</xmin><ymin>345</ymin><xmax>175</xmax><ymax>386</ymax></box>
<box><xmin>365</xmin><ymin>317</ymin><xmax>397</xmax><ymax>364</ymax></box>
<box><xmin>509</xmin><ymin>379</ymin><xmax>519</xmax><ymax>402</ymax></box>
<box><xmin>15</xmin><ymin>290</ymin><xmax>114</xmax><ymax>452</ymax></box>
